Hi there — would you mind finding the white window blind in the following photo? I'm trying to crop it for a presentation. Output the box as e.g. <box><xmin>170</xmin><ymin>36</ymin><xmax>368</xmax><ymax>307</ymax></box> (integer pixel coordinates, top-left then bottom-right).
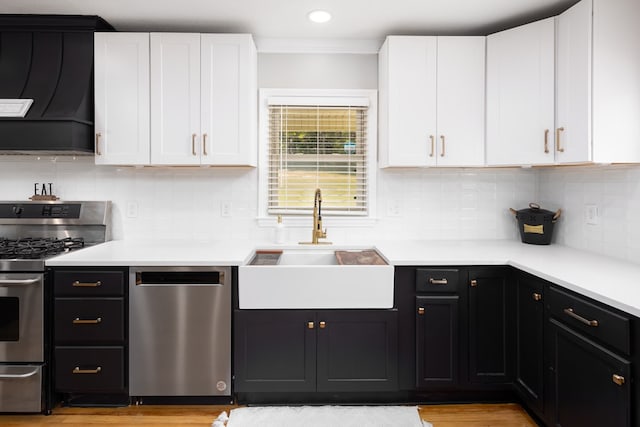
<box><xmin>268</xmin><ymin>102</ymin><xmax>369</xmax><ymax>216</ymax></box>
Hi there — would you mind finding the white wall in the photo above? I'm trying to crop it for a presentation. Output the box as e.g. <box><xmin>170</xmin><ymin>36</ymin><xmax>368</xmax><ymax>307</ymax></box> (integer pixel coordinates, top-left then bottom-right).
<box><xmin>539</xmin><ymin>164</ymin><xmax>640</xmax><ymax>264</ymax></box>
<box><xmin>258</xmin><ymin>53</ymin><xmax>378</xmax><ymax>89</ymax></box>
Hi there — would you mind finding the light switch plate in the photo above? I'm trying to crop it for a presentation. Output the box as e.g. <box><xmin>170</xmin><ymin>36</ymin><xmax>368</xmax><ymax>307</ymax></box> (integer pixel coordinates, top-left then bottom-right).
<box><xmin>585</xmin><ymin>204</ymin><xmax>599</xmax><ymax>225</ymax></box>
<box><xmin>126</xmin><ymin>201</ymin><xmax>138</xmax><ymax>218</ymax></box>
<box><xmin>221</xmin><ymin>201</ymin><xmax>232</xmax><ymax>217</ymax></box>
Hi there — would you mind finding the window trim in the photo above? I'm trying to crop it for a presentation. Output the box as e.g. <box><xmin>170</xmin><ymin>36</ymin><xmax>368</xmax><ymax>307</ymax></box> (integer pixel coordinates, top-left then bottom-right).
<box><xmin>257</xmin><ymin>88</ymin><xmax>378</xmax><ymax>227</ymax></box>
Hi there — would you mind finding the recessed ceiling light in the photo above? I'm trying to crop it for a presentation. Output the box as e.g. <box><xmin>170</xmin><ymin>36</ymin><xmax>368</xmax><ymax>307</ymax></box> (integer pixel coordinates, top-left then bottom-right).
<box><xmin>308</xmin><ymin>10</ymin><xmax>332</xmax><ymax>24</ymax></box>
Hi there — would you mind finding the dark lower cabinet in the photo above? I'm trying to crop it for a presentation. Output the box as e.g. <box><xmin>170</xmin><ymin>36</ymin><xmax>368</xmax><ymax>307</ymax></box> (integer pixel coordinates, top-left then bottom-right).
<box><xmin>515</xmin><ymin>272</ymin><xmax>545</xmax><ymax>416</ymax></box>
<box><xmin>52</xmin><ymin>267</ymin><xmax>128</xmax><ymax>404</ymax></box>
<box><xmin>234</xmin><ymin>309</ymin><xmax>398</xmax><ymax>394</ymax></box>
<box><xmin>234</xmin><ymin>310</ymin><xmax>315</xmax><ymax>392</ymax></box>
<box><xmin>416</xmin><ymin>295</ymin><xmax>459</xmax><ymax>387</ymax></box>
<box><xmin>548</xmin><ymin>319</ymin><xmax>631</xmax><ymax>427</ymax></box>
<box><xmin>468</xmin><ymin>267</ymin><xmax>515</xmax><ymax>384</ymax></box>
<box><xmin>316</xmin><ymin>310</ymin><xmax>398</xmax><ymax>392</ymax></box>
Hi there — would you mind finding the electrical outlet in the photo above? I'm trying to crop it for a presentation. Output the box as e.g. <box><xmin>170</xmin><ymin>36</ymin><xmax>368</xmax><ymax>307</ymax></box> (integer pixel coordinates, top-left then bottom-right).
<box><xmin>585</xmin><ymin>204</ymin><xmax>599</xmax><ymax>225</ymax></box>
<box><xmin>221</xmin><ymin>201</ymin><xmax>232</xmax><ymax>217</ymax></box>
<box><xmin>386</xmin><ymin>200</ymin><xmax>401</xmax><ymax>217</ymax></box>
<box><xmin>126</xmin><ymin>201</ymin><xmax>138</xmax><ymax>218</ymax></box>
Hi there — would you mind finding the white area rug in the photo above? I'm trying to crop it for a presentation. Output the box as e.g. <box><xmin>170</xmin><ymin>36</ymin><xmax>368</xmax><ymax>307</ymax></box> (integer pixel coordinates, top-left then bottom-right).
<box><xmin>212</xmin><ymin>405</ymin><xmax>433</xmax><ymax>427</ymax></box>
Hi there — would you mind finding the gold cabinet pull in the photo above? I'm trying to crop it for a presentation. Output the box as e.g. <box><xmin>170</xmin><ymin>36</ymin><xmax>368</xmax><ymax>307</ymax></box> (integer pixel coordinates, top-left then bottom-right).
<box><xmin>556</xmin><ymin>127</ymin><xmax>565</xmax><ymax>152</ymax></box>
<box><xmin>319</xmin><ymin>321</ymin><xmax>326</xmax><ymax>329</ymax></box>
<box><xmin>192</xmin><ymin>133</ymin><xmax>197</xmax><ymax>156</ymax></box>
<box><xmin>72</xmin><ymin>281</ymin><xmax>102</xmax><ymax>288</ymax></box>
<box><xmin>202</xmin><ymin>133</ymin><xmax>208</xmax><ymax>156</ymax></box>
<box><xmin>440</xmin><ymin>135</ymin><xmax>445</xmax><ymax>157</ymax></box>
<box><xmin>544</xmin><ymin>129</ymin><xmax>549</xmax><ymax>153</ymax></box>
<box><xmin>612</xmin><ymin>374</ymin><xmax>625</xmax><ymax>386</ymax></box>
<box><xmin>418</xmin><ymin>307</ymin><xmax>425</xmax><ymax>315</ymax></box>
<box><xmin>429</xmin><ymin>278</ymin><xmax>448</xmax><ymax>285</ymax></box>
<box><xmin>563</xmin><ymin>308</ymin><xmax>598</xmax><ymax>327</ymax></box>
<box><xmin>73</xmin><ymin>317</ymin><xmax>102</xmax><ymax>325</ymax></box>
<box><xmin>470</xmin><ymin>279</ymin><xmax>478</xmax><ymax>287</ymax></box>
<box><xmin>429</xmin><ymin>135</ymin><xmax>435</xmax><ymax>157</ymax></box>
<box><xmin>532</xmin><ymin>293</ymin><xmax>542</xmax><ymax>302</ymax></box>
<box><xmin>73</xmin><ymin>366</ymin><xmax>102</xmax><ymax>374</ymax></box>
<box><xmin>95</xmin><ymin>132</ymin><xmax>102</xmax><ymax>155</ymax></box>
<box><xmin>307</xmin><ymin>321</ymin><xmax>314</xmax><ymax>329</ymax></box>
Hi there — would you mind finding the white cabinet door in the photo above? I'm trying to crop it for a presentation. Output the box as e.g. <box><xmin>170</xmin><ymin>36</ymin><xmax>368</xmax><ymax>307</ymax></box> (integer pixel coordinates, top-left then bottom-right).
<box><xmin>150</xmin><ymin>33</ymin><xmax>201</xmax><ymax>165</ymax></box>
<box><xmin>556</xmin><ymin>0</ymin><xmax>592</xmax><ymax>164</ymax></box>
<box><xmin>436</xmin><ymin>37</ymin><xmax>485</xmax><ymax>167</ymax></box>
<box><xmin>94</xmin><ymin>33</ymin><xmax>150</xmax><ymax>165</ymax></box>
<box><xmin>486</xmin><ymin>18</ymin><xmax>556</xmax><ymax>166</ymax></box>
<box><xmin>592</xmin><ymin>0</ymin><xmax>640</xmax><ymax>163</ymax></box>
<box><xmin>201</xmin><ymin>34</ymin><xmax>257</xmax><ymax>166</ymax></box>
<box><xmin>379</xmin><ymin>36</ymin><xmax>437</xmax><ymax>167</ymax></box>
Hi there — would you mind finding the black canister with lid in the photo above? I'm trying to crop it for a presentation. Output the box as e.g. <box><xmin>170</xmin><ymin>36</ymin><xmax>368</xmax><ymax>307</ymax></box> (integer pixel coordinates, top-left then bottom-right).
<box><xmin>509</xmin><ymin>203</ymin><xmax>561</xmax><ymax>245</ymax></box>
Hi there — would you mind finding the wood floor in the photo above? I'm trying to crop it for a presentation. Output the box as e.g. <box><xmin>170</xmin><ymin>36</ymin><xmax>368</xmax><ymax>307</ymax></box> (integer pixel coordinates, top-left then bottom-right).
<box><xmin>0</xmin><ymin>403</ymin><xmax>539</xmax><ymax>426</ymax></box>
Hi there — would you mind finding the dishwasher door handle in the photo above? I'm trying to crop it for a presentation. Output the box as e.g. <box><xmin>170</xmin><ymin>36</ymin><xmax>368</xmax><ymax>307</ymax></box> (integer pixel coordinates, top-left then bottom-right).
<box><xmin>135</xmin><ymin>282</ymin><xmax>224</xmax><ymax>287</ymax></box>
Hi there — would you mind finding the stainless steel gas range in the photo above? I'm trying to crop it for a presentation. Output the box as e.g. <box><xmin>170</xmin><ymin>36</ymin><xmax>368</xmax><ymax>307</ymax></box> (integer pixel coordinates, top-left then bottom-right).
<box><xmin>0</xmin><ymin>201</ymin><xmax>110</xmax><ymax>413</ymax></box>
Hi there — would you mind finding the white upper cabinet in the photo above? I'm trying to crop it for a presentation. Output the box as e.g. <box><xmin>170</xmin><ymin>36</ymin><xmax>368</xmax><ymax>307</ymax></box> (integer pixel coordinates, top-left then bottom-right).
<box><xmin>94</xmin><ymin>32</ymin><xmax>257</xmax><ymax>166</ymax></box>
<box><xmin>150</xmin><ymin>33</ymin><xmax>257</xmax><ymax>166</ymax></box>
<box><xmin>435</xmin><ymin>37</ymin><xmax>486</xmax><ymax>167</ymax></box>
<box><xmin>555</xmin><ymin>0</ymin><xmax>592</xmax><ymax>164</ymax></box>
<box><xmin>379</xmin><ymin>36</ymin><xmax>485</xmax><ymax>168</ymax></box>
<box><xmin>486</xmin><ymin>18</ymin><xmax>556</xmax><ymax>166</ymax></box>
<box><xmin>590</xmin><ymin>0</ymin><xmax>640</xmax><ymax>163</ymax></box>
<box><xmin>150</xmin><ymin>33</ymin><xmax>201</xmax><ymax>165</ymax></box>
<box><xmin>488</xmin><ymin>0</ymin><xmax>640</xmax><ymax>166</ymax></box>
<box><xmin>94</xmin><ymin>33</ymin><xmax>150</xmax><ymax>165</ymax></box>
<box><xmin>379</xmin><ymin>36</ymin><xmax>437</xmax><ymax>167</ymax></box>
<box><xmin>200</xmin><ymin>34</ymin><xmax>257</xmax><ymax>166</ymax></box>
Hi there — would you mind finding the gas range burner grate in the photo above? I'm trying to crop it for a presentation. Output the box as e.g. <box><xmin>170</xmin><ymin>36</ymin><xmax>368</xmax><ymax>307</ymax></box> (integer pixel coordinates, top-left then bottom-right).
<box><xmin>0</xmin><ymin>237</ymin><xmax>85</xmax><ymax>259</ymax></box>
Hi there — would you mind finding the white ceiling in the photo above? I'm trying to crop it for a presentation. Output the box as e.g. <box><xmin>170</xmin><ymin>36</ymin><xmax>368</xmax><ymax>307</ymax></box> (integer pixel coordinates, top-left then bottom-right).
<box><xmin>0</xmin><ymin>0</ymin><xmax>579</xmax><ymax>41</ymax></box>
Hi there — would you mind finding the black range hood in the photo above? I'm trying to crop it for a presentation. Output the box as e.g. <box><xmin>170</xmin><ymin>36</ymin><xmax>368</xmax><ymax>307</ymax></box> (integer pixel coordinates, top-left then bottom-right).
<box><xmin>0</xmin><ymin>15</ymin><xmax>113</xmax><ymax>155</ymax></box>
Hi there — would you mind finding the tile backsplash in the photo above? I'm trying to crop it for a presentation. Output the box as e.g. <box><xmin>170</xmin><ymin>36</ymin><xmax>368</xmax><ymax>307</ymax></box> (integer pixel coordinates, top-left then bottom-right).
<box><xmin>1</xmin><ymin>157</ymin><xmax>638</xmax><ymax>264</ymax></box>
<box><xmin>0</xmin><ymin>156</ymin><xmax>534</xmax><ymax>244</ymax></box>
<box><xmin>539</xmin><ymin>164</ymin><xmax>640</xmax><ymax>264</ymax></box>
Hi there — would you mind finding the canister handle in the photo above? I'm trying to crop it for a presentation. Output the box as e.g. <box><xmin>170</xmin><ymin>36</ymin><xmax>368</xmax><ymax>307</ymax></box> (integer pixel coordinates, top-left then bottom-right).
<box><xmin>529</xmin><ymin>203</ymin><xmax>540</xmax><ymax>210</ymax></box>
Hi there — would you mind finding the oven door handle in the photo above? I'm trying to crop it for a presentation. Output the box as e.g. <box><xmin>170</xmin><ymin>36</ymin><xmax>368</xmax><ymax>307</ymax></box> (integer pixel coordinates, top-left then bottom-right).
<box><xmin>0</xmin><ymin>367</ymin><xmax>40</xmax><ymax>379</ymax></box>
<box><xmin>0</xmin><ymin>277</ymin><xmax>41</xmax><ymax>286</ymax></box>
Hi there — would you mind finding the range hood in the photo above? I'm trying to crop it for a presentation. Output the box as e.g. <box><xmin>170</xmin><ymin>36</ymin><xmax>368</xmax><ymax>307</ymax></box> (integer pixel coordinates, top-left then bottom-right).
<box><xmin>0</xmin><ymin>15</ymin><xmax>113</xmax><ymax>155</ymax></box>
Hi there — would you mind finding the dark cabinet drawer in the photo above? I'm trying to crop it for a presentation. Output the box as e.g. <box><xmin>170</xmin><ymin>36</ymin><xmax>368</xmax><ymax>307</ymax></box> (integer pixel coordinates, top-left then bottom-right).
<box><xmin>54</xmin><ymin>270</ymin><xmax>124</xmax><ymax>297</ymax></box>
<box><xmin>55</xmin><ymin>298</ymin><xmax>124</xmax><ymax>344</ymax></box>
<box><xmin>547</xmin><ymin>286</ymin><xmax>630</xmax><ymax>355</ymax></box>
<box><xmin>55</xmin><ymin>346</ymin><xmax>125</xmax><ymax>393</ymax></box>
<box><xmin>416</xmin><ymin>268</ymin><xmax>459</xmax><ymax>293</ymax></box>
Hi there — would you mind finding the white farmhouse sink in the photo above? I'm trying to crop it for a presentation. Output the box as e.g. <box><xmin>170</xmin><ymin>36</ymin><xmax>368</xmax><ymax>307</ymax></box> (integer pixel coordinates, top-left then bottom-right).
<box><xmin>277</xmin><ymin>250</ymin><xmax>338</xmax><ymax>266</ymax></box>
<box><xmin>238</xmin><ymin>248</ymin><xmax>394</xmax><ymax>309</ymax></box>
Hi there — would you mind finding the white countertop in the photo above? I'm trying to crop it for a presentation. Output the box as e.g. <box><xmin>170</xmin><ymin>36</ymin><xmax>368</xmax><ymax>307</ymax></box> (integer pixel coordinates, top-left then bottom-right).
<box><xmin>46</xmin><ymin>238</ymin><xmax>640</xmax><ymax>318</ymax></box>
<box><xmin>46</xmin><ymin>239</ymin><xmax>256</xmax><ymax>267</ymax></box>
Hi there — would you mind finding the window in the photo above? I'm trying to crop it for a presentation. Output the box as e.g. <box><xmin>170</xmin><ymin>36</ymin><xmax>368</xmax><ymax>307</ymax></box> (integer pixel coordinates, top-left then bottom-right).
<box><xmin>259</xmin><ymin>89</ymin><xmax>377</xmax><ymax>222</ymax></box>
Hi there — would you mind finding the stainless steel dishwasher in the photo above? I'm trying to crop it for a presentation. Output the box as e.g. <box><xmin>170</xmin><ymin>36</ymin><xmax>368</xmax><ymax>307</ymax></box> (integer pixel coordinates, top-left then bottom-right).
<box><xmin>129</xmin><ymin>266</ymin><xmax>231</xmax><ymax>399</ymax></box>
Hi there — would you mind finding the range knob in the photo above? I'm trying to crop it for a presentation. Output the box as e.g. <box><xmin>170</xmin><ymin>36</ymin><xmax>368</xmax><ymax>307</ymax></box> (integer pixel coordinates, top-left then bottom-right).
<box><xmin>12</xmin><ymin>206</ymin><xmax>23</xmax><ymax>216</ymax></box>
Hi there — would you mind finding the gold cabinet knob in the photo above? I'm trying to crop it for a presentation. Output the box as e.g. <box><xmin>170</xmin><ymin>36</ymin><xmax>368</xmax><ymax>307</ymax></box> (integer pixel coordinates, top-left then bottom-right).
<box><xmin>532</xmin><ymin>293</ymin><xmax>542</xmax><ymax>302</ymax></box>
<box><xmin>319</xmin><ymin>321</ymin><xmax>326</xmax><ymax>329</ymax></box>
<box><xmin>307</xmin><ymin>321</ymin><xmax>314</xmax><ymax>329</ymax></box>
<box><xmin>418</xmin><ymin>307</ymin><xmax>425</xmax><ymax>315</ymax></box>
<box><xmin>470</xmin><ymin>279</ymin><xmax>478</xmax><ymax>287</ymax></box>
<box><xmin>613</xmin><ymin>374</ymin><xmax>625</xmax><ymax>386</ymax></box>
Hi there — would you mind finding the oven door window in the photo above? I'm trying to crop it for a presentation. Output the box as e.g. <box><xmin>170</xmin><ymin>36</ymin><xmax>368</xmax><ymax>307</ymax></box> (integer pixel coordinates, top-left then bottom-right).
<box><xmin>0</xmin><ymin>297</ymin><xmax>19</xmax><ymax>341</ymax></box>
